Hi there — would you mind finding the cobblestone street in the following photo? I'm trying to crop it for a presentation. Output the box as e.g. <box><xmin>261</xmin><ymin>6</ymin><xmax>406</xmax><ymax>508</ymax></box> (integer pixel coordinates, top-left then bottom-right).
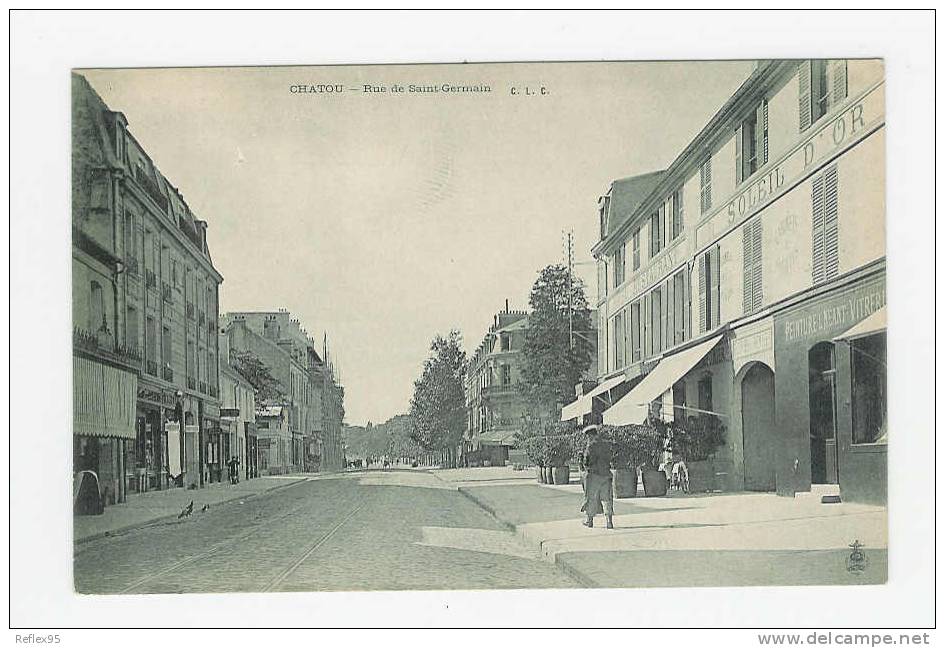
<box><xmin>74</xmin><ymin>471</ymin><xmax>577</xmax><ymax>593</ymax></box>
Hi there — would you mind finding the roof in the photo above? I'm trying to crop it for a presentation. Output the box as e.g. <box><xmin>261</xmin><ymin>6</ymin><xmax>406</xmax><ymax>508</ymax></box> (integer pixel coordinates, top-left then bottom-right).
<box><xmin>495</xmin><ymin>318</ymin><xmax>527</xmax><ymax>334</ymax></box>
<box><xmin>605</xmin><ymin>170</ymin><xmax>667</xmax><ymax>234</ymax></box>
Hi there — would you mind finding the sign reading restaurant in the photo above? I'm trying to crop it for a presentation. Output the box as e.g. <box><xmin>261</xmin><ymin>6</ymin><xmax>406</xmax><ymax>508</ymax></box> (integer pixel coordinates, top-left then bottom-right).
<box><xmin>697</xmin><ymin>81</ymin><xmax>885</xmax><ymax>250</ymax></box>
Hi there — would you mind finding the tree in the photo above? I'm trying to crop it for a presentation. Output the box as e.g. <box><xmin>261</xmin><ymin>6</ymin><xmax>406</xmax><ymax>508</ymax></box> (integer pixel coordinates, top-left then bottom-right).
<box><xmin>519</xmin><ymin>263</ymin><xmax>593</xmax><ymax>421</ymax></box>
<box><xmin>409</xmin><ymin>330</ymin><xmax>468</xmax><ymax>467</ymax></box>
<box><xmin>232</xmin><ymin>350</ymin><xmax>285</xmax><ymax>403</ymax></box>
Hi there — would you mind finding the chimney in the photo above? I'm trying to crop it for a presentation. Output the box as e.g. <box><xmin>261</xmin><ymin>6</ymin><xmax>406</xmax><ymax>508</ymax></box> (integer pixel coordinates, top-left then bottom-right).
<box><xmin>218</xmin><ymin>327</ymin><xmax>230</xmax><ymax>362</ymax></box>
<box><xmin>505</xmin><ymin>299</ymin><xmax>509</xmax><ymax>313</ymax></box>
<box><xmin>264</xmin><ymin>315</ymin><xmax>280</xmax><ymax>341</ymax></box>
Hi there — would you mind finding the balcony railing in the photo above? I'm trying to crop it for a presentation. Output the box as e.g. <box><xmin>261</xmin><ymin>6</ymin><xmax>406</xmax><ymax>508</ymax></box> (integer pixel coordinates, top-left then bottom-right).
<box><xmin>482</xmin><ymin>383</ymin><xmax>517</xmax><ymax>396</ymax></box>
<box><xmin>187</xmin><ymin>376</ymin><xmax>196</xmax><ymax>390</ymax></box>
<box><xmin>133</xmin><ymin>167</ymin><xmax>170</xmax><ymax>212</ymax></box>
<box><xmin>146</xmin><ymin>359</ymin><xmax>158</xmax><ymax>376</ymax></box>
<box><xmin>162</xmin><ymin>364</ymin><xmax>174</xmax><ymax>381</ymax></box>
<box><xmin>186</xmin><ymin>302</ymin><xmax>195</xmax><ymax>320</ymax></box>
<box><xmin>162</xmin><ymin>282</ymin><xmax>173</xmax><ymax>303</ymax></box>
<box><xmin>145</xmin><ymin>269</ymin><xmax>157</xmax><ymax>288</ymax></box>
<box><xmin>74</xmin><ymin>327</ymin><xmax>142</xmax><ymax>368</ymax></box>
<box><xmin>125</xmin><ymin>256</ymin><xmax>139</xmax><ymax>276</ymax></box>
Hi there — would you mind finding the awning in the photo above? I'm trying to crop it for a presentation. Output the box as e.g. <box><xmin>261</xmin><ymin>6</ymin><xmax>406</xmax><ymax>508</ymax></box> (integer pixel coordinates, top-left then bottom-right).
<box><xmin>73</xmin><ymin>356</ymin><xmax>137</xmax><ymax>440</ymax></box>
<box><xmin>834</xmin><ymin>306</ymin><xmax>886</xmax><ymax>341</ymax></box>
<box><xmin>560</xmin><ymin>374</ymin><xmax>628</xmax><ymax>421</ymax></box>
<box><xmin>603</xmin><ymin>335</ymin><xmax>723</xmax><ymax>426</ymax></box>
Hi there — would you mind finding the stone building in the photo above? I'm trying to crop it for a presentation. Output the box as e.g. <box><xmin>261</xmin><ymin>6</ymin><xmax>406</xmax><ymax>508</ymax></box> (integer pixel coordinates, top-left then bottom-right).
<box><xmin>73</xmin><ymin>74</ymin><xmax>224</xmax><ymax>503</ymax></box>
<box><xmin>464</xmin><ymin>306</ymin><xmax>529</xmax><ymax>466</ymax></box>
<box><xmin>578</xmin><ymin>59</ymin><xmax>886</xmax><ymax>503</ymax></box>
<box><xmin>221</xmin><ymin>310</ymin><xmax>345</xmax><ymax>473</ymax></box>
<box><xmin>218</xmin><ymin>334</ymin><xmax>258</xmax><ymax>481</ymax></box>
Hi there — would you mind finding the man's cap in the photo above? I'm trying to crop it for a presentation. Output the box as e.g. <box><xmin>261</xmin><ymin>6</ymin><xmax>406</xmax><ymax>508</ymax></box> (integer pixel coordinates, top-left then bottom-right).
<box><xmin>582</xmin><ymin>424</ymin><xmax>600</xmax><ymax>435</ymax></box>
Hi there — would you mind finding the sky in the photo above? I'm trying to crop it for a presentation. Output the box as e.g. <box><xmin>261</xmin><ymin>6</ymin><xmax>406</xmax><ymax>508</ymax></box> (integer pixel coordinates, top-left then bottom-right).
<box><xmin>82</xmin><ymin>61</ymin><xmax>754</xmax><ymax>426</ymax></box>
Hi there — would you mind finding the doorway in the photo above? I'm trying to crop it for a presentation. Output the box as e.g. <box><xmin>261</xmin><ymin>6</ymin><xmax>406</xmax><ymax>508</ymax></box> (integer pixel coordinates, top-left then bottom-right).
<box><xmin>808</xmin><ymin>342</ymin><xmax>839</xmax><ymax>484</ymax></box>
<box><xmin>741</xmin><ymin>362</ymin><xmax>776</xmax><ymax>491</ymax></box>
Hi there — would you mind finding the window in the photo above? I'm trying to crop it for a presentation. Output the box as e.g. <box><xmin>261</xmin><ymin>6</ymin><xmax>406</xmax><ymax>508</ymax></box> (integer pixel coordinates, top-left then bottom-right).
<box><xmin>811</xmin><ymin>164</ymin><xmax>839</xmax><ymax>285</ymax></box>
<box><xmin>742</xmin><ymin>218</ymin><xmax>763</xmax><ymax>314</ymax></box>
<box><xmin>613</xmin><ymin>311</ymin><xmax>626</xmax><ymax>370</ymax></box>
<box><xmin>126</xmin><ymin>305</ymin><xmax>139</xmax><ymax>349</ymax></box>
<box><xmin>598</xmin><ymin>261</ymin><xmax>608</xmax><ymax>300</ymax></box>
<box><xmin>162</xmin><ymin>325</ymin><xmax>172</xmax><ymax>368</ymax></box>
<box><xmin>650</xmin><ymin>208</ymin><xmax>664</xmax><ymax>257</ymax></box>
<box><xmin>630</xmin><ymin>300</ymin><xmax>642</xmax><ymax>363</ymax></box>
<box><xmin>124</xmin><ymin>211</ymin><xmax>136</xmax><ymax>262</ymax></box>
<box><xmin>698</xmin><ymin>245</ymin><xmax>721</xmax><ymax>332</ymax></box>
<box><xmin>672</xmin><ymin>381</ymin><xmax>687</xmax><ymax>420</ymax></box>
<box><xmin>500</xmin><ymin>332</ymin><xmax>511</xmax><ymax>352</ymax></box>
<box><xmin>614</xmin><ymin>243</ymin><xmax>626</xmax><ymax>287</ymax></box>
<box><xmin>799</xmin><ymin>60</ymin><xmax>847</xmax><ymax>132</ymax></box>
<box><xmin>700</xmin><ymin>158</ymin><xmax>712</xmax><ymax>214</ymax></box>
<box><xmin>145</xmin><ymin>316</ymin><xmax>156</xmax><ymax>366</ymax></box>
<box><xmin>89</xmin><ymin>281</ymin><xmax>106</xmax><ymax>333</ymax></box>
<box><xmin>851</xmin><ymin>333</ymin><xmax>887</xmax><ymax>444</ymax></box>
<box><xmin>697</xmin><ymin>373</ymin><xmax>713</xmax><ymax>413</ymax></box>
<box><xmin>671</xmin><ymin>189</ymin><xmax>684</xmax><ymax>240</ymax></box>
<box><xmin>500</xmin><ymin>364</ymin><xmax>511</xmax><ymax>385</ymax></box>
<box><xmin>599</xmin><ymin>195</ymin><xmax>611</xmax><ymax>239</ymax></box>
<box><xmin>651</xmin><ymin>286</ymin><xmax>663</xmax><ymax>354</ymax></box>
<box><xmin>632</xmin><ymin>229</ymin><xmax>641</xmax><ymax>270</ymax></box>
<box><xmin>672</xmin><ymin>269</ymin><xmax>689</xmax><ymax>345</ymax></box>
<box><xmin>736</xmin><ymin>101</ymin><xmax>768</xmax><ymax>184</ymax></box>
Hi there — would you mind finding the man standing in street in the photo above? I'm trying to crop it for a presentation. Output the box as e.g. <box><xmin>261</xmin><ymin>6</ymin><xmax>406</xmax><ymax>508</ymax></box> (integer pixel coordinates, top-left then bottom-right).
<box><xmin>581</xmin><ymin>424</ymin><xmax>615</xmax><ymax>529</ymax></box>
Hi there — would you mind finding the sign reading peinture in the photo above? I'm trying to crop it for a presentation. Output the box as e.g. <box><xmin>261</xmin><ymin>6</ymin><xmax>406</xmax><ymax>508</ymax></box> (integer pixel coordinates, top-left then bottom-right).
<box><xmin>697</xmin><ymin>81</ymin><xmax>885</xmax><ymax>250</ymax></box>
<box><xmin>781</xmin><ymin>286</ymin><xmax>885</xmax><ymax>344</ymax></box>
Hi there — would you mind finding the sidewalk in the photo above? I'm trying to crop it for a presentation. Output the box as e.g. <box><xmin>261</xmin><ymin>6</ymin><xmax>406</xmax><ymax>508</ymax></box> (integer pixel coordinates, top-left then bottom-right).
<box><xmin>74</xmin><ymin>475</ymin><xmax>307</xmax><ymax>543</ymax></box>
<box><xmin>440</xmin><ymin>469</ymin><xmax>887</xmax><ymax>588</ymax></box>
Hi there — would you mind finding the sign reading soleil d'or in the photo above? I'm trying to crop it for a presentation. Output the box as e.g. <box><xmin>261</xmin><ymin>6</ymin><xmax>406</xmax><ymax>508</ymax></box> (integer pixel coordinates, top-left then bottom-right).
<box><xmin>696</xmin><ymin>81</ymin><xmax>885</xmax><ymax>250</ymax></box>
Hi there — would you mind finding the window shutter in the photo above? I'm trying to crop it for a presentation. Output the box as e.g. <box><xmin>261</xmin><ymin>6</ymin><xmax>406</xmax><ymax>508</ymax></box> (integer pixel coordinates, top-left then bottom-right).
<box><xmin>710</xmin><ymin>245</ymin><xmax>721</xmax><ymax>329</ymax></box>
<box><xmin>643</xmin><ymin>293</ymin><xmax>651</xmax><ymax>358</ymax></box>
<box><xmin>658</xmin><ymin>204</ymin><xmax>665</xmax><ymax>251</ymax></box>
<box><xmin>742</xmin><ymin>222</ymin><xmax>754</xmax><ymax>315</ymax></box>
<box><xmin>665</xmin><ymin>278</ymin><xmax>673</xmax><ymax>348</ymax></box>
<box><xmin>824</xmin><ymin>164</ymin><xmax>839</xmax><ymax>280</ymax></box>
<box><xmin>676</xmin><ymin>188</ymin><xmax>684</xmax><ymax>236</ymax></box>
<box><xmin>798</xmin><ymin>60</ymin><xmax>812</xmax><ymax>132</ymax></box>
<box><xmin>831</xmin><ymin>60</ymin><xmax>848</xmax><ymax>107</ymax></box>
<box><xmin>682</xmin><ymin>268</ymin><xmax>691</xmax><ymax>342</ymax></box>
<box><xmin>698</xmin><ymin>254</ymin><xmax>707</xmax><ymax>333</ymax></box>
<box><xmin>757</xmin><ymin>100</ymin><xmax>769</xmax><ymax>166</ymax></box>
<box><xmin>752</xmin><ymin>219</ymin><xmax>763</xmax><ymax>312</ymax></box>
<box><xmin>811</xmin><ymin>173</ymin><xmax>826</xmax><ymax>285</ymax></box>
<box><xmin>735</xmin><ymin>125</ymin><xmax>743</xmax><ymax>185</ymax></box>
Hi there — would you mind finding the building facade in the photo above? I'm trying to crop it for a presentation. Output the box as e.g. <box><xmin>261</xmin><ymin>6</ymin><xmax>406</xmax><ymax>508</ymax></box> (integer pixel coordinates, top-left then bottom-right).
<box><xmin>465</xmin><ymin>308</ymin><xmax>529</xmax><ymax>465</ymax></box>
<box><xmin>221</xmin><ymin>310</ymin><xmax>345</xmax><ymax>473</ymax></box>
<box><xmin>584</xmin><ymin>60</ymin><xmax>886</xmax><ymax>503</ymax></box>
<box><xmin>219</xmin><ymin>346</ymin><xmax>259</xmax><ymax>481</ymax></box>
<box><xmin>73</xmin><ymin>74</ymin><xmax>224</xmax><ymax>504</ymax></box>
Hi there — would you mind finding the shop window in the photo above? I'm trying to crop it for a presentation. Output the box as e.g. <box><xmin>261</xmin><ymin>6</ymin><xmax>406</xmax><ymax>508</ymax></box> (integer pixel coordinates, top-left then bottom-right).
<box><xmin>851</xmin><ymin>333</ymin><xmax>887</xmax><ymax>444</ymax></box>
<box><xmin>697</xmin><ymin>373</ymin><xmax>713</xmax><ymax>413</ymax></box>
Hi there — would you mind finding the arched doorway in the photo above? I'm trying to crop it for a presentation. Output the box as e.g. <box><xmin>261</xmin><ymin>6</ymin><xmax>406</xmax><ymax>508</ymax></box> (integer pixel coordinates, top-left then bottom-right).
<box><xmin>741</xmin><ymin>362</ymin><xmax>776</xmax><ymax>491</ymax></box>
<box><xmin>808</xmin><ymin>342</ymin><xmax>838</xmax><ymax>484</ymax></box>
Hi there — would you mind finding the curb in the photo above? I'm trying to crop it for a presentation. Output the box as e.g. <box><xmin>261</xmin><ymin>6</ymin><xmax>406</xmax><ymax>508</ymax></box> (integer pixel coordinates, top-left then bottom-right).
<box><xmin>456</xmin><ymin>484</ymin><xmax>605</xmax><ymax>588</ymax></box>
<box><xmin>74</xmin><ymin>478</ymin><xmax>308</xmax><ymax>546</ymax></box>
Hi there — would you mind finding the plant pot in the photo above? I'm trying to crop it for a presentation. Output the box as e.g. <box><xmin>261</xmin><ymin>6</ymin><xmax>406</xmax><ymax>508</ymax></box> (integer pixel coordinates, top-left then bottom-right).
<box><xmin>544</xmin><ymin>466</ymin><xmax>555</xmax><ymax>484</ymax></box>
<box><xmin>641</xmin><ymin>468</ymin><xmax>668</xmax><ymax>497</ymax></box>
<box><xmin>537</xmin><ymin>466</ymin><xmax>546</xmax><ymax>483</ymax></box>
<box><xmin>612</xmin><ymin>467</ymin><xmax>638</xmax><ymax>498</ymax></box>
<box><xmin>684</xmin><ymin>459</ymin><xmax>715</xmax><ymax>493</ymax></box>
<box><xmin>552</xmin><ymin>465</ymin><xmax>570</xmax><ymax>485</ymax></box>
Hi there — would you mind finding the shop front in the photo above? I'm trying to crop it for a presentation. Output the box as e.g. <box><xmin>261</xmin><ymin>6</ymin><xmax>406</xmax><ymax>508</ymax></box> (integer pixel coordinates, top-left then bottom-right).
<box><xmin>245</xmin><ymin>422</ymin><xmax>258</xmax><ymax>479</ymax></box>
<box><xmin>73</xmin><ymin>356</ymin><xmax>137</xmax><ymax>509</ymax></box>
<box><xmin>772</xmin><ymin>268</ymin><xmax>885</xmax><ymax>499</ymax></box>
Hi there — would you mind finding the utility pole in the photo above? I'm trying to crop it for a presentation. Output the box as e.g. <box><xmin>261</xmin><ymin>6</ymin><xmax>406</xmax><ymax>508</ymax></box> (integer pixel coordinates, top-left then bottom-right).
<box><xmin>563</xmin><ymin>229</ymin><xmax>574</xmax><ymax>350</ymax></box>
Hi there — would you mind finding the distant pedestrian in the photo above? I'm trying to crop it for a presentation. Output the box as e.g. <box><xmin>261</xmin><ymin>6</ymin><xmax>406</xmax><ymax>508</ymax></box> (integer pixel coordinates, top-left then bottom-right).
<box><xmin>580</xmin><ymin>425</ymin><xmax>615</xmax><ymax>529</ymax></box>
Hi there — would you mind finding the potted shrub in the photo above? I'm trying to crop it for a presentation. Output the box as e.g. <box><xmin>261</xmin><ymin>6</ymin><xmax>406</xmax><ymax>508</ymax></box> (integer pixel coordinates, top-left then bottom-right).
<box><xmin>635</xmin><ymin>421</ymin><xmax>670</xmax><ymax>497</ymax></box>
<box><xmin>608</xmin><ymin>425</ymin><xmax>640</xmax><ymax>498</ymax></box>
<box><xmin>669</xmin><ymin>415</ymin><xmax>726</xmax><ymax>493</ymax></box>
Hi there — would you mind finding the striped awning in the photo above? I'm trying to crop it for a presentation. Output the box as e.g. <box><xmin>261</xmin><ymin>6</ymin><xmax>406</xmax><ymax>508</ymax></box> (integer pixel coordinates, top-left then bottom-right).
<box><xmin>73</xmin><ymin>356</ymin><xmax>137</xmax><ymax>440</ymax></box>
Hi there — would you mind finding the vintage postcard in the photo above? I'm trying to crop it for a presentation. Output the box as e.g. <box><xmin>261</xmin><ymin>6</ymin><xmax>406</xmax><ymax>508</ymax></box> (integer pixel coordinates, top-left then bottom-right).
<box><xmin>70</xmin><ymin>59</ymin><xmax>887</xmax><ymax>595</ymax></box>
